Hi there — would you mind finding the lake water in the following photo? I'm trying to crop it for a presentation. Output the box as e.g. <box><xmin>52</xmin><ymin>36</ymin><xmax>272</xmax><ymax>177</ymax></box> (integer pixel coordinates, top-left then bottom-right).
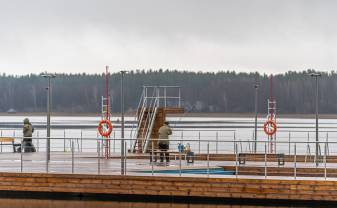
<box><xmin>0</xmin><ymin>115</ymin><xmax>336</xmax><ymax>155</ymax></box>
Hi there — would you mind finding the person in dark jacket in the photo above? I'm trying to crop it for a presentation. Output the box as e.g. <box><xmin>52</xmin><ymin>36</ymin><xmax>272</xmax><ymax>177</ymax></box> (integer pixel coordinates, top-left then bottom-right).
<box><xmin>18</xmin><ymin>118</ymin><xmax>36</xmax><ymax>152</ymax></box>
<box><xmin>158</xmin><ymin>121</ymin><xmax>172</xmax><ymax>163</ymax></box>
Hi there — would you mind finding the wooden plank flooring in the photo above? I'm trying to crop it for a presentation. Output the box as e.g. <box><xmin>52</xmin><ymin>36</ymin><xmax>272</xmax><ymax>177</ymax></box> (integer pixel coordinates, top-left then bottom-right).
<box><xmin>1</xmin><ymin>172</ymin><xmax>337</xmax><ymax>201</ymax></box>
<box><xmin>0</xmin><ymin>152</ymin><xmax>337</xmax><ymax>201</ymax></box>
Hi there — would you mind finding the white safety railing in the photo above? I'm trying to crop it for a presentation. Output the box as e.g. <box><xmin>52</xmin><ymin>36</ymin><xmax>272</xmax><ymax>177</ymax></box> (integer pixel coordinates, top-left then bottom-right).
<box><xmin>0</xmin><ymin>134</ymin><xmax>337</xmax><ymax>180</ymax></box>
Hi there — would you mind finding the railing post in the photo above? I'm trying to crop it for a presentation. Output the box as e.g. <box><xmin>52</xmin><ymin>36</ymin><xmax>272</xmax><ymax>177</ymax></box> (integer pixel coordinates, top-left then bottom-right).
<box><xmin>207</xmin><ymin>142</ymin><xmax>210</xmax><ymax>177</ymax></box>
<box><xmin>124</xmin><ymin>141</ymin><xmax>127</xmax><ymax>175</ymax></box>
<box><xmin>288</xmin><ymin>131</ymin><xmax>291</xmax><ymax>155</ymax></box>
<box><xmin>324</xmin><ymin>141</ymin><xmax>327</xmax><ymax>180</ymax></box>
<box><xmin>20</xmin><ymin>139</ymin><xmax>23</xmax><ymax>173</ymax></box>
<box><xmin>235</xmin><ymin>142</ymin><xmax>238</xmax><ymax>178</ymax></box>
<box><xmin>113</xmin><ymin>131</ymin><xmax>116</xmax><ymax>153</ymax></box>
<box><xmin>72</xmin><ymin>140</ymin><xmax>74</xmax><ymax>174</ymax></box>
<box><xmin>179</xmin><ymin>148</ymin><xmax>182</xmax><ymax>176</ymax></box>
<box><xmin>151</xmin><ymin>140</ymin><xmax>154</xmax><ymax>176</ymax></box>
<box><xmin>97</xmin><ymin>140</ymin><xmax>101</xmax><ymax>175</ymax></box>
<box><xmin>264</xmin><ymin>142</ymin><xmax>267</xmax><ymax>179</ymax></box>
<box><xmin>294</xmin><ymin>143</ymin><xmax>297</xmax><ymax>179</ymax></box>
<box><xmin>63</xmin><ymin>129</ymin><xmax>66</xmax><ymax>152</ymax></box>
<box><xmin>251</xmin><ymin>130</ymin><xmax>254</xmax><ymax>153</ymax></box>
<box><xmin>326</xmin><ymin>132</ymin><xmax>330</xmax><ymax>156</ymax></box>
<box><xmin>80</xmin><ymin>129</ymin><xmax>83</xmax><ymax>152</ymax></box>
<box><xmin>46</xmin><ymin>141</ymin><xmax>49</xmax><ymax>173</ymax></box>
<box><xmin>37</xmin><ymin>131</ymin><xmax>40</xmax><ymax>152</ymax></box>
<box><xmin>216</xmin><ymin>132</ymin><xmax>218</xmax><ymax>154</ymax></box>
<box><xmin>198</xmin><ymin>131</ymin><xmax>201</xmax><ymax>154</ymax></box>
<box><xmin>234</xmin><ymin>131</ymin><xmax>236</xmax><ymax>155</ymax></box>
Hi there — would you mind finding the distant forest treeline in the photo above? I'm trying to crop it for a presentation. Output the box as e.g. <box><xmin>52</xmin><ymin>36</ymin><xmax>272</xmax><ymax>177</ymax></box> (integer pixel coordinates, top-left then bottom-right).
<box><xmin>0</xmin><ymin>70</ymin><xmax>336</xmax><ymax>114</ymax></box>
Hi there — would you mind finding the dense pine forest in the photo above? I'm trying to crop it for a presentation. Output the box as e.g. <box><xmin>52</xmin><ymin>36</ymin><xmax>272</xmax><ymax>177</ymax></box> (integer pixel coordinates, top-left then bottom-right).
<box><xmin>0</xmin><ymin>70</ymin><xmax>336</xmax><ymax>114</ymax></box>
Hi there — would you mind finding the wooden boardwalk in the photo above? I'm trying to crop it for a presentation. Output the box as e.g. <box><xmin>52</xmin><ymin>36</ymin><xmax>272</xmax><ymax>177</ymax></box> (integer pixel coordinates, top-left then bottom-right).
<box><xmin>1</xmin><ymin>152</ymin><xmax>337</xmax><ymax>202</ymax></box>
<box><xmin>2</xmin><ymin>171</ymin><xmax>337</xmax><ymax>202</ymax></box>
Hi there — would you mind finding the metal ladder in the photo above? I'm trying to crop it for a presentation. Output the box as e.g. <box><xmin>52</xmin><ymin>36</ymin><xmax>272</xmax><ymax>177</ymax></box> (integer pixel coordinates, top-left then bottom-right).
<box><xmin>131</xmin><ymin>87</ymin><xmax>159</xmax><ymax>153</ymax></box>
<box><xmin>101</xmin><ymin>96</ymin><xmax>112</xmax><ymax>158</ymax></box>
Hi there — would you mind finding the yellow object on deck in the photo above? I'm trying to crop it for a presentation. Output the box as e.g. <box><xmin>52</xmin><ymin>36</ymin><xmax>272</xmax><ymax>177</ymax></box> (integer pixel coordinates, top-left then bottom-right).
<box><xmin>0</xmin><ymin>137</ymin><xmax>15</xmax><ymax>143</ymax></box>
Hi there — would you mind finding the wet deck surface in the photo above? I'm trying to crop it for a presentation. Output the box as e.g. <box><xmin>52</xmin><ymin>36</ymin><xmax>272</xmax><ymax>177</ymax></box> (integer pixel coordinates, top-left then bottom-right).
<box><xmin>0</xmin><ymin>151</ymin><xmax>336</xmax><ymax>181</ymax></box>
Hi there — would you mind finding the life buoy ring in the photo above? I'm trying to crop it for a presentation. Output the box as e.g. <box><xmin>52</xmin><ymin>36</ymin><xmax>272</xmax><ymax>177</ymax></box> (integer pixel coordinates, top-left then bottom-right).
<box><xmin>98</xmin><ymin>120</ymin><xmax>113</xmax><ymax>137</ymax></box>
<box><xmin>263</xmin><ymin>119</ymin><xmax>277</xmax><ymax>136</ymax></box>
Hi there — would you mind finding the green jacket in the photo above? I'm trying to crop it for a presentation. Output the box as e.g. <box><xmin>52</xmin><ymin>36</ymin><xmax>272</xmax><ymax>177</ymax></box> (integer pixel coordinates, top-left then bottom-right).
<box><xmin>23</xmin><ymin>119</ymin><xmax>34</xmax><ymax>137</ymax></box>
<box><xmin>158</xmin><ymin>124</ymin><xmax>172</xmax><ymax>144</ymax></box>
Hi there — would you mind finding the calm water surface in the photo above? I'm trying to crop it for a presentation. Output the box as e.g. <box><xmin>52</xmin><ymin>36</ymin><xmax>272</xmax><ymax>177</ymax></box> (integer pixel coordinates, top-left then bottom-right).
<box><xmin>0</xmin><ymin>116</ymin><xmax>337</xmax><ymax>154</ymax></box>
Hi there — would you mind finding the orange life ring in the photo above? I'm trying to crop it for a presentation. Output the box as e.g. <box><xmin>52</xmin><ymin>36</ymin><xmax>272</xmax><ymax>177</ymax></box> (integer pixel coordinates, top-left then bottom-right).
<box><xmin>263</xmin><ymin>119</ymin><xmax>277</xmax><ymax>136</ymax></box>
<box><xmin>98</xmin><ymin>120</ymin><xmax>113</xmax><ymax>137</ymax></box>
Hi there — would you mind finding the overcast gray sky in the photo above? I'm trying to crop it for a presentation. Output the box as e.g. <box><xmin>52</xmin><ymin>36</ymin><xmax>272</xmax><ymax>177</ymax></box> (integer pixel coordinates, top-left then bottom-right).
<box><xmin>0</xmin><ymin>0</ymin><xmax>336</xmax><ymax>75</ymax></box>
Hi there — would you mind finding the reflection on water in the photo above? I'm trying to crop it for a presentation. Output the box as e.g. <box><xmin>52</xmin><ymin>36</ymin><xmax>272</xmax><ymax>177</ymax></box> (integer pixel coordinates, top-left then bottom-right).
<box><xmin>0</xmin><ymin>198</ymin><xmax>306</xmax><ymax>208</ymax></box>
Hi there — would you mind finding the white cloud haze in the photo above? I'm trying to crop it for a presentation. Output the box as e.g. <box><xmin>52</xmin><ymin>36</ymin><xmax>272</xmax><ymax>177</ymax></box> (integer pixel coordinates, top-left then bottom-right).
<box><xmin>0</xmin><ymin>0</ymin><xmax>336</xmax><ymax>74</ymax></box>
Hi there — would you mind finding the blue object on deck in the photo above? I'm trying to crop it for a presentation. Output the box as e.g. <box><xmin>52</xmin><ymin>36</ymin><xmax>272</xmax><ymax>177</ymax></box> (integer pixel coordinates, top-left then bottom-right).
<box><xmin>178</xmin><ymin>143</ymin><xmax>185</xmax><ymax>152</ymax></box>
<box><xmin>140</xmin><ymin>168</ymin><xmax>235</xmax><ymax>175</ymax></box>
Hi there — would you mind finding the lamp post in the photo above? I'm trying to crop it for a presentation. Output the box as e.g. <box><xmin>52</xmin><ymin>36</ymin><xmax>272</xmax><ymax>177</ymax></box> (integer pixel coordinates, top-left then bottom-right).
<box><xmin>120</xmin><ymin>70</ymin><xmax>127</xmax><ymax>175</ymax></box>
<box><xmin>310</xmin><ymin>72</ymin><xmax>321</xmax><ymax>166</ymax></box>
<box><xmin>41</xmin><ymin>73</ymin><xmax>56</xmax><ymax>161</ymax></box>
<box><xmin>254</xmin><ymin>75</ymin><xmax>259</xmax><ymax>153</ymax></box>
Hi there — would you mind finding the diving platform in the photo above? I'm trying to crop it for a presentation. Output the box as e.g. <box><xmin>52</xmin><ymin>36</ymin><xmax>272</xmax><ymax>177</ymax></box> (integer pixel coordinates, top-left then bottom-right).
<box><xmin>132</xmin><ymin>86</ymin><xmax>184</xmax><ymax>153</ymax></box>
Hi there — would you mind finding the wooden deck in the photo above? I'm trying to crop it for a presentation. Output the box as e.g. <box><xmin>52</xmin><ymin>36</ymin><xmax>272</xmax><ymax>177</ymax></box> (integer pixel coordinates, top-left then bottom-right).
<box><xmin>1</xmin><ymin>152</ymin><xmax>337</xmax><ymax>201</ymax></box>
<box><xmin>1</xmin><ymin>172</ymin><xmax>337</xmax><ymax>201</ymax></box>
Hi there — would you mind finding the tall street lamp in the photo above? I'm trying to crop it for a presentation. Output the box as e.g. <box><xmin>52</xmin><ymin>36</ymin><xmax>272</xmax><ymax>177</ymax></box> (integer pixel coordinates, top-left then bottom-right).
<box><xmin>41</xmin><ymin>73</ymin><xmax>56</xmax><ymax>161</ymax></box>
<box><xmin>120</xmin><ymin>70</ymin><xmax>127</xmax><ymax>175</ymax></box>
<box><xmin>254</xmin><ymin>75</ymin><xmax>259</xmax><ymax>153</ymax></box>
<box><xmin>310</xmin><ymin>72</ymin><xmax>321</xmax><ymax>166</ymax></box>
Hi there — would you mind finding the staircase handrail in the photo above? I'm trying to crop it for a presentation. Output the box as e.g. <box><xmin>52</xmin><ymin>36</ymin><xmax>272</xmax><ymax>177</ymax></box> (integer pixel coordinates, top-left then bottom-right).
<box><xmin>143</xmin><ymin>96</ymin><xmax>159</xmax><ymax>153</ymax></box>
<box><xmin>132</xmin><ymin>87</ymin><xmax>156</xmax><ymax>152</ymax></box>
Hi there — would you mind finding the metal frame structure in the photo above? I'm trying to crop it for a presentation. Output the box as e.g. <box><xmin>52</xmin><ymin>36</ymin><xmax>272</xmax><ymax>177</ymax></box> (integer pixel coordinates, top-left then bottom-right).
<box><xmin>131</xmin><ymin>86</ymin><xmax>182</xmax><ymax>153</ymax></box>
<box><xmin>100</xmin><ymin>66</ymin><xmax>112</xmax><ymax>159</ymax></box>
<box><xmin>266</xmin><ymin>75</ymin><xmax>277</xmax><ymax>153</ymax></box>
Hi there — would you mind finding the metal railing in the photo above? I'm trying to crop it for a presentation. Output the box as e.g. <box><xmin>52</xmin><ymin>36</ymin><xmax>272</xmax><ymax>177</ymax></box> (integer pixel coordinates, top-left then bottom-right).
<box><xmin>0</xmin><ymin>135</ymin><xmax>337</xmax><ymax>181</ymax></box>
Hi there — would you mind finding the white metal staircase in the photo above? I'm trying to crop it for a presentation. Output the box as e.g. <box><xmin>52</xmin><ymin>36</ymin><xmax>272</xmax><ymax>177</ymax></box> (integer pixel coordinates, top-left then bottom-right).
<box><xmin>131</xmin><ymin>86</ymin><xmax>182</xmax><ymax>153</ymax></box>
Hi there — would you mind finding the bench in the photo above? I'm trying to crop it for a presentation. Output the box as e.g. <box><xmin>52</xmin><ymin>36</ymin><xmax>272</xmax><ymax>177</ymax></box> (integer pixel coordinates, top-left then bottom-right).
<box><xmin>149</xmin><ymin>150</ymin><xmax>194</xmax><ymax>163</ymax></box>
<box><xmin>238</xmin><ymin>153</ymin><xmax>285</xmax><ymax>165</ymax></box>
<box><xmin>0</xmin><ymin>137</ymin><xmax>21</xmax><ymax>153</ymax></box>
